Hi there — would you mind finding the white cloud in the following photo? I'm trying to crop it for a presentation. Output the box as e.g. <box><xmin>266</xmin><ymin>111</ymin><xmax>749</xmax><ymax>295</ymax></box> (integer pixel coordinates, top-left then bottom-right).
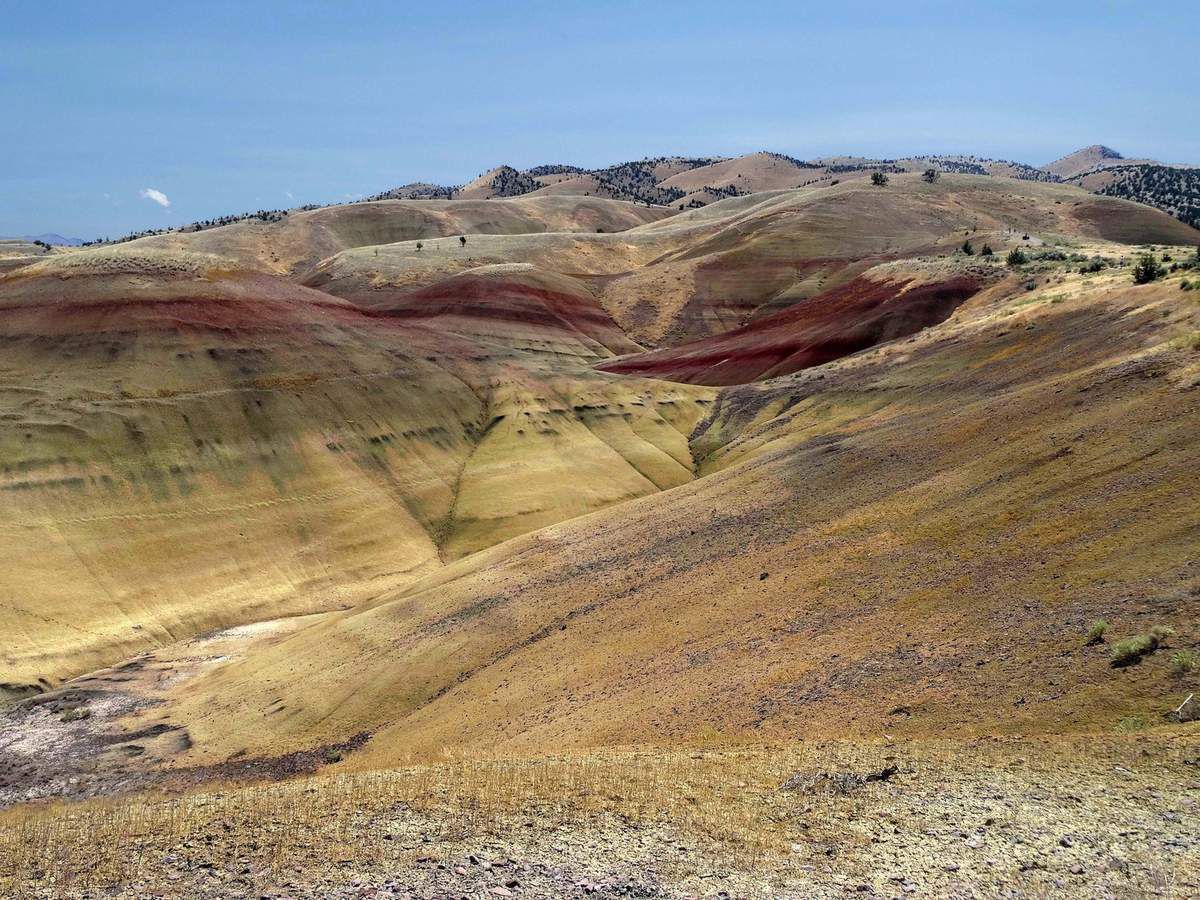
<box><xmin>139</xmin><ymin>188</ymin><xmax>170</xmax><ymax>208</ymax></box>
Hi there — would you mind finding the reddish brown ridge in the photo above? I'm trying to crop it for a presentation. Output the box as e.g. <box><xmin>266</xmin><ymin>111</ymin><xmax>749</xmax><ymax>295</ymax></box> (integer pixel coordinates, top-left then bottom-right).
<box><xmin>596</xmin><ymin>274</ymin><xmax>982</xmax><ymax>385</ymax></box>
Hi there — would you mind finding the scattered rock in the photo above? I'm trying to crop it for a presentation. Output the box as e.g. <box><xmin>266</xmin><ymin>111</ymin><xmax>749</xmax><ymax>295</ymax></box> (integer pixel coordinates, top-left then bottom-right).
<box><xmin>1172</xmin><ymin>693</ymin><xmax>1198</xmax><ymax>723</ymax></box>
<box><xmin>780</xmin><ymin>764</ymin><xmax>899</xmax><ymax>795</ymax></box>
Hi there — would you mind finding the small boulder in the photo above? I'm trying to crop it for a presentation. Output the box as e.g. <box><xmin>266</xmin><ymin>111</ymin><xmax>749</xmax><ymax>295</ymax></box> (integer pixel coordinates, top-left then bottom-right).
<box><xmin>1173</xmin><ymin>693</ymin><xmax>1198</xmax><ymax>723</ymax></box>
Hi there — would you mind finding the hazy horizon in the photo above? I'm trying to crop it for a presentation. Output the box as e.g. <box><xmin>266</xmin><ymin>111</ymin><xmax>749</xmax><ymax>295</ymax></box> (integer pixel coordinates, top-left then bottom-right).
<box><xmin>3</xmin><ymin>0</ymin><xmax>1196</xmax><ymax>239</ymax></box>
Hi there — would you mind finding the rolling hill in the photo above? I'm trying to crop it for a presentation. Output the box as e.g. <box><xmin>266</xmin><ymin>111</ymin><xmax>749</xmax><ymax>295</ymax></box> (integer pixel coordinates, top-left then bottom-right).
<box><xmin>83</xmin><ymin>145</ymin><xmax>1200</xmax><ymax>258</ymax></box>
<box><xmin>1</xmin><ymin>171</ymin><xmax>1195</xmax><ymax>705</ymax></box>
<box><xmin>0</xmin><ymin>238</ymin><xmax>712</xmax><ymax>693</ymax></box>
<box><xmin>1044</xmin><ymin>144</ymin><xmax>1134</xmax><ymax>179</ymax></box>
<box><xmin>102</xmin><ymin>247</ymin><xmax>1200</xmax><ymax>768</ymax></box>
<box><xmin>305</xmin><ymin>173</ymin><xmax>1199</xmax><ymax>348</ymax></box>
<box><xmin>2</xmin><ymin>163</ymin><xmax>1199</xmax><ymax>899</ymax></box>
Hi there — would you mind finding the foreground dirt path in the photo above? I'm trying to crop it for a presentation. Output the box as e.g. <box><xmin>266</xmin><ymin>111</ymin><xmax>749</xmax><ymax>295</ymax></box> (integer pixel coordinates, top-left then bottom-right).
<box><xmin>2</xmin><ymin>734</ymin><xmax>1197</xmax><ymax>898</ymax></box>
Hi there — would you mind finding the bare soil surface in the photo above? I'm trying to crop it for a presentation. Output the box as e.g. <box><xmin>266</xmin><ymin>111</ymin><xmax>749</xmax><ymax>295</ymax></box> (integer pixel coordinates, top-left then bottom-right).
<box><xmin>3</xmin><ymin>736</ymin><xmax>1197</xmax><ymax>898</ymax></box>
<box><xmin>0</xmin><ymin>615</ymin><xmax>327</xmax><ymax>807</ymax></box>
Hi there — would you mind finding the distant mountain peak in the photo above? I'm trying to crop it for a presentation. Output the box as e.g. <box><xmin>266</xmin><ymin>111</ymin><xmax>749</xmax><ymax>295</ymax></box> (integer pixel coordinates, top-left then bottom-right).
<box><xmin>1044</xmin><ymin>145</ymin><xmax>1129</xmax><ymax>179</ymax></box>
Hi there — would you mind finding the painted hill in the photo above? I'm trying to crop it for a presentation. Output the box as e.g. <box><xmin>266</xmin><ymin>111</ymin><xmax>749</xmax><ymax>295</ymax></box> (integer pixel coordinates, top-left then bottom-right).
<box><xmin>598</xmin><ymin>266</ymin><xmax>985</xmax><ymax>385</ymax></box>
<box><xmin>2</xmin><ymin>174</ymin><xmax>1196</xmax><ymax>700</ymax></box>
<box><xmin>3</xmin><ymin>159</ymin><xmax>1200</xmax><ymax>900</ymax></box>
<box><xmin>114</xmin><ymin>254</ymin><xmax>1200</xmax><ymax>766</ymax></box>
<box><xmin>0</xmin><ymin>243</ymin><xmax>712</xmax><ymax>690</ymax></box>
<box><xmin>125</xmin><ymin>195</ymin><xmax>672</xmax><ymax>276</ymax></box>
<box><xmin>306</xmin><ymin>173</ymin><xmax>1200</xmax><ymax>350</ymax></box>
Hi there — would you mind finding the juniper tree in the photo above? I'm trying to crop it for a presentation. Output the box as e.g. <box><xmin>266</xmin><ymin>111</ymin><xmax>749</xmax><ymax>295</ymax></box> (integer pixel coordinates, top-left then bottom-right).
<box><xmin>1132</xmin><ymin>253</ymin><xmax>1163</xmax><ymax>284</ymax></box>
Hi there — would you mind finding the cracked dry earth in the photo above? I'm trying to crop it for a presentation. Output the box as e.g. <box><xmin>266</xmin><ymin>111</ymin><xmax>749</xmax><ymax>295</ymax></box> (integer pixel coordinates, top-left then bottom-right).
<box><xmin>3</xmin><ymin>735</ymin><xmax>1198</xmax><ymax>898</ymax></box>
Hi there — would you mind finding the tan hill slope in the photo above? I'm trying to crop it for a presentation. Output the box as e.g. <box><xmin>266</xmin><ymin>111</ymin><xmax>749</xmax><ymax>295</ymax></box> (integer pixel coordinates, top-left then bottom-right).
<box><xmin>1070</xmin><ymin>164</ymin><xmax>1200</xmax><ymax>231</ymax></box>
<box><xmin>308</xmin><ymin>174</ymin><xmax>1199</xmax><ymax>348</ymax></box>
<box><xmin>1042</xmin><ymin>146</ymin><xmax>1200</xmax><ymax>228</ymax></box>
<box><xmin>124</xmin><ymin>195</ymin><xmax>672</xmax><ymax>277</ymax></box>
<box><xmin>1044</xmin><ymin>144</ymin><xmax>1137</xmax><ymax>179</ymax></box>
<box><xmin>598</xmin><ymin>263</ymin><xmax>985</xmax><ymax>385</ymax></box>
<box><xmin>0</xmin><ymin>239</ymin><xmax>55</xmax><ymax>275</ymax></box>
<box><xmin>2</xmin><ymin>178</ymin><xmax>1194</xmax><ymax>699</ymax></box>
<box><xmin>85</xmin><ymin>145</ymin><xmax>1199</xmax><ymax>260</ymax></box>
<box><xmin>2</xmin><ymin>175</ymin><xmax>1198</xmax><ymax>763</ymax></box>
<box><xmin>0</xmin><ymin>247</ymin><xmax>712</xmax><ymax>694</ymax></box>
<box><xmin>93</xmin><ymin>248</ymin><xmax>1200</xmax><ymax>768</ymax></box>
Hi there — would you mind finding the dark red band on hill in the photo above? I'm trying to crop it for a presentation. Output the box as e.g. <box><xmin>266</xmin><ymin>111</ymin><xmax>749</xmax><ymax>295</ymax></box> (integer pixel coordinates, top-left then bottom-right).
<box><xmin>366</xmin><ymin>275</ymin><xmax>639</xmax><ymax>354</ymax></box>
<box><xmin>596</xmin><ymin>275</ymin><xmax>982</xmax><ymax>386</ymax></box>
<box><xmin>0</xmin><ymin>296</ymin><xmax>405</xmax><ymax>337</ymax></box>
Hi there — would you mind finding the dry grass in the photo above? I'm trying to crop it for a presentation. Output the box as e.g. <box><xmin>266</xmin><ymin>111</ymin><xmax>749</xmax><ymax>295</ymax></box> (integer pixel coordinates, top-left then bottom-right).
<box><xmin>0</xmin><ymin>745</ymin><xmax>821</xmax><ymax>893</ymax></box>
<box><xmin>4</xmin><ymin>736</ymin><xmax>1198</xmax><ymax>898</ymax></box>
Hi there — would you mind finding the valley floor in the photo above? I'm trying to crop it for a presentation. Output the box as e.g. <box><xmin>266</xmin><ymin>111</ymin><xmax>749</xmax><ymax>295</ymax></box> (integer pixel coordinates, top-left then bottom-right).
<box><xmin>2</xmin><ymin>735</ymin><xmax>1198</xmax><ymax>898</ymax></box>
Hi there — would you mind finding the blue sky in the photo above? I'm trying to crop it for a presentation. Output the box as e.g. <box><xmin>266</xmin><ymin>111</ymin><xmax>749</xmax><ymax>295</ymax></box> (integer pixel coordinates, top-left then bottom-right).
<box><xmin>2</xmin><ymin>0</ymin><xmax>1195</xmax><ymax>239</ymax></box>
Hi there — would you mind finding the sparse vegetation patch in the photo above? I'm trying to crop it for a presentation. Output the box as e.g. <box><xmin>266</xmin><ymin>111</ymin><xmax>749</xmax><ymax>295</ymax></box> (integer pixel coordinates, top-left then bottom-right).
<box><xmin>1110</xmin><ymin>626</ymin><xmax>1174</xmax><ymax>667</ymax></box>
<box><xmin>1170</xmin><ymin>650</ymin><xmax>1197</xmax><ymax>676</ymax></box>
<box><xmin>1085</xmin><ymin>620</ymin><xmax>1108</xmax><ymax>645</ymax></box>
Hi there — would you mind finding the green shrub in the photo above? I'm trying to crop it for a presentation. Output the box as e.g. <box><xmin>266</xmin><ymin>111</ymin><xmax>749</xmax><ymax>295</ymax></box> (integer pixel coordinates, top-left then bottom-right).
<box><xmin>962</xmin><ymin>240</ymin><xmax>974</xmax><ymax>255</ymax></box>
<box><xmin>1116</xmin><ymin>715</ymin><xmax>1146</xmax><ymax>732</ymax></box>
<box><xmin>1085</xmin><ymin>619</ymin><xmax>1109</xmax><ymax>645</ymax></box>
<box><xmin>980</xmin><ymin>244</ymin><xmax>994</xmax><ymax>257</ymax></box>
<box><xmin>1007</xmin><ymin>248</ymin><xmax>1028</xmax><ymax>266</ymax></box>
<box><xmin>1110</xmin><ymin>626</ymin><xmax>1174</xmax><ymax>667</ymax></box>
<box><xmin>1132</xmin><ymin>254</ymin><xmax>1165</xmax><ymax>284</ymax></box>
<box><xmin>1150</xmin><ymin>624</ymin><xmax>1176</xmax><ymax>643</ymax></box>
<box><xmin>1110</xmin><ymin>634</ymin><xmax>1156</xmax><ymax>667</ymax></box>
<box><xmin>1170</xmin><ymin>650</ymin><xmax>1197</xmax><ymax>676</ymax></box>
<box><xmin>871</xmin><ymin>172</ymin><xmax>889</xmax><ymax>187</ymax></box>
<box><xmin>1181</xmin><ymin>279</ymin><xmax>1193</xmax><ymax>291</ymax></box>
